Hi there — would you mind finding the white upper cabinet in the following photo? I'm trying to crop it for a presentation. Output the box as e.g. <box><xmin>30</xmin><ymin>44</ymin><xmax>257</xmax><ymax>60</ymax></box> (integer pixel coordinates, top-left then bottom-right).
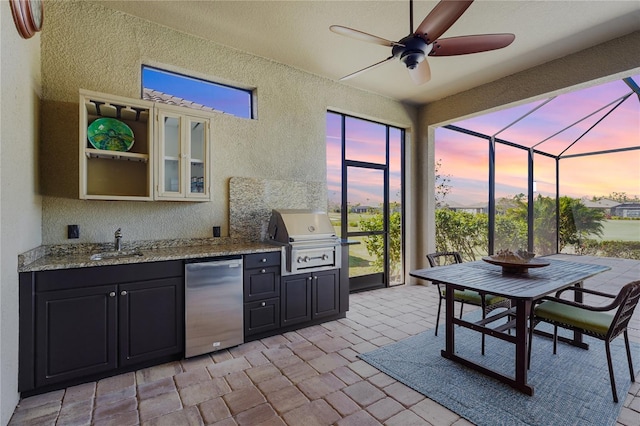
<box><xmin>79</xmin><ymin>90</ymin><xmax>212</xmax><ymax>202</ymax></box>
<box><xmin>155</xmin><ymin>105</ymin><xmax>211</xmax><ymax>201</ymax></box>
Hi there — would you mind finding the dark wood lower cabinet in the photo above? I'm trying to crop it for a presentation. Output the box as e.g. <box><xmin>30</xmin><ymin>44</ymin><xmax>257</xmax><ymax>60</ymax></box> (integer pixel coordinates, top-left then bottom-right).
<box><xmin>243</xmin><ymin>253</ymin><xmax>282</xmax><ymax>338</ymax></box>
<box><xmin>244</xmin><ymin>267</ymin><xmax>345</xmax><ymax>342</ymax></box>
<box><xmin>281</xmin><ymin>269</ymin><xmax>340</xmax><ymax>325</ymax></box>
<box><xmin>35</xmin><ymin>285</ymin><xmax>117</xmax><ymax>388</ymax></box>
<box><xmin>20</xmin><ymin>261</ymin><xmax>184</xmax><ymax>394</ymax></box>
<box><xmin>244</xmin><ymin>297</ymin><xmax>280</xmax><ymax>336</ymax></box>
<box><xmin>312</xmin><ymin>269</ymin><xmax>340</xmax><ymax>319</ymax></box>
<box><xmin>281</xmin><ymin>274</ymin><xmax>312</xmax><ymax>326</ymax></box>
<box><xmin>119</xmin><ymin>278</ymin><xmax>183</xmax><ymax>367</ymax></box>
<box><xmin>19</xmin><ymin>253</ymin><xmax>345</xmax><ymax>395</ymax></box>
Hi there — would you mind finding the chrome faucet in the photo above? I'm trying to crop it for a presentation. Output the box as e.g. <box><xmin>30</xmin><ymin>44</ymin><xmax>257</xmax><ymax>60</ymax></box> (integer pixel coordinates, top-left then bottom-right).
<box><xmin>114</xmin><ymin>228</ymin><xmax>122</xmax><ymax>251</ymax></box>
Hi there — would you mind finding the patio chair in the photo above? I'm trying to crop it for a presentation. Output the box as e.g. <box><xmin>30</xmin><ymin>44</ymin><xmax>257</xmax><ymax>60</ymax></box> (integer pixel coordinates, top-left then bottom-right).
<box><xmin>528</xmin><ymin>280</ymin><xmax>640</xmax><ymax>403</ymax></box>
<box><xmin>426</xmin><ymin>251</ymin><xmax>511</xmax><ymax>354</ymax></box>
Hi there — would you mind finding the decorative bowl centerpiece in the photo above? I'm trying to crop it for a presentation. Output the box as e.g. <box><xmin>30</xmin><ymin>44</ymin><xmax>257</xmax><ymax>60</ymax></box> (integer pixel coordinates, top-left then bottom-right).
<box><xmin>482</xmin><ymin>249</ymin><xmax>550</xmax><ymax>274</ymax></box>
<box><xmin>87</xmin><ymin>117</ymin><xmax>135</xmax><ymax>152</ymax></box>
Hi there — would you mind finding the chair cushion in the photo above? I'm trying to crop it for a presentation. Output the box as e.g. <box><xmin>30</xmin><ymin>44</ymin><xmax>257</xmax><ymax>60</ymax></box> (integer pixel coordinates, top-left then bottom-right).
<box><xmin>440</xmin><ymin>289</ymin><xmax>506</xmax><ymax>306</ymax></box>
<box><xmin>535</xmin><ymin>300</ymin><xmax>613</xmax><ymax>336</ymax></box>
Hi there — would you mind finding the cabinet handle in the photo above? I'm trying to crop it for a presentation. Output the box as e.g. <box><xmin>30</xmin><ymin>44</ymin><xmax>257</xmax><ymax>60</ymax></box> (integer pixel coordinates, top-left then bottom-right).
<box><xmin>314</xmin><ymin>276</ymin><xmax>318</xmax><ymax>280</ymax></box>
<box><xmin>260</xmin><ymin>258</ymin><xmax>267</xmax><ymax>263</ymax></box>
<box><xmin>121</xmin><ymin>291</ymin><xmax>127</xmax><ymax>296</ymax></box>
<box><xmin>261</xmin><ymin>269</ymin><xmax>266</xmax><ymax>273</ymax></box>
<box><xmin>109</xmin><ymin>291</ymin><xmax>116</xmax><ymax>297</ymax></box>
<box><xmin>308</xmin><ymin>277</ymin><xmax>312</xmax><ymax>281</ymax></box>
<box><xmin>261</xmin><ymin>302</ymin><xmax>266</xmax><ymax>307</ymax></box>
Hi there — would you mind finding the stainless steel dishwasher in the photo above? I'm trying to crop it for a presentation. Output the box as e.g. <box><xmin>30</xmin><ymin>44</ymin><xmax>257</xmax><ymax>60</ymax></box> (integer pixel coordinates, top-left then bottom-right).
<box><xmin>185</xmin><ymin>256</ymin><xmax>244</xmax><ymax>358</ymax></box>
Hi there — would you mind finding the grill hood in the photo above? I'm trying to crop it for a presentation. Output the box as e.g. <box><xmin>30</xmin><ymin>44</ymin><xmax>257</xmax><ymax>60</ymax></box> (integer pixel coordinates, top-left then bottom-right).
<box><xmin>267</xmin><ymin>209</ymin><xmax>341</xmax><ymax>275</ymax></box>
<box><xmin>267</xmin><ymin>209</ymin><xmax>337</xmax><ymax>243</ymax></box>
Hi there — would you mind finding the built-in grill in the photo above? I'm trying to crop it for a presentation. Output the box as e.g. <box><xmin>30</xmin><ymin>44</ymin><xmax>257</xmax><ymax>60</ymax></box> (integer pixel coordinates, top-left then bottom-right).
<box><xmin>267</xmin><ymin>209</ymin><xmax>341</xmax><ymax>276</ymax></box>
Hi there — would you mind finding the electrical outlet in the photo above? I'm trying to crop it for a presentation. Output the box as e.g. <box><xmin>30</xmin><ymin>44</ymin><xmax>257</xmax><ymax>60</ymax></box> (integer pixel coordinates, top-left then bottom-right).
<box><xmin>68</xmin><ymin>225</ymin><xmax>79</xmax><ymax>239</ymax></box>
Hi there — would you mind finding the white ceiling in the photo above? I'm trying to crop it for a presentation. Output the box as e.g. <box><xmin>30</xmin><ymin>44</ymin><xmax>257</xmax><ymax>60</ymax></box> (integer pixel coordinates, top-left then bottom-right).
<box><xmin>94</xmin><ymin>0</ymin><xmax>640</xmax><ymax>105</ymax></box>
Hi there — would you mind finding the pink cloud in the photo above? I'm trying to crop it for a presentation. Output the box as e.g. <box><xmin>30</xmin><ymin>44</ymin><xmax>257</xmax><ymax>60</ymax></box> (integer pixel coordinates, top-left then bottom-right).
<box><xmin>435</xmin><ymin>75</ymin><xmax>639</xmax><ymax>202</ymax></box>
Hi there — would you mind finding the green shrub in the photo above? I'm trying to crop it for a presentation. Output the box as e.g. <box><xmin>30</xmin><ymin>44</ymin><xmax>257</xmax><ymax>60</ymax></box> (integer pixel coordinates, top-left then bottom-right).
<box><xmin>577</xmin><ymin>239</ymin><xmax>640</xmax><ymax>260</ymax></box>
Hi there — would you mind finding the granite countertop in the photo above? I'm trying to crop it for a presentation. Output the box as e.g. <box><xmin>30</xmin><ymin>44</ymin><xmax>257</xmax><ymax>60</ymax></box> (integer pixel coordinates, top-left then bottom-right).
<box><xmin>19</xmin><ymin>238</ymin><xmax>283</xmax><ymax>273</ymax></box>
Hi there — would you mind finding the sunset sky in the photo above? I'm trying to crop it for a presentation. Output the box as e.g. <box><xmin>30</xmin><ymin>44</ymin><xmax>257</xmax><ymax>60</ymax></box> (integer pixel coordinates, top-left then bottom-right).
<box><xmin>436</xmin><ymin>75</ymin><xmax>640</xmax><ymax>205</ymax></box>
<box><xmin>326</xmin><ymin>113</ymin><xmax>402</xmax><ymax>206</ymax></box>
<box><xmin>327</xmin><ymin>75</ymin><xmax>639</xmax><ymax>207</ymax></box>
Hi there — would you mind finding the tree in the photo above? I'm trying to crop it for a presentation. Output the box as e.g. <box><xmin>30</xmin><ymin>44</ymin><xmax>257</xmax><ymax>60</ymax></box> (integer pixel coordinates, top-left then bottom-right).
<box><xmin>435</xmin><ymin>194</ymin><xmax>606</xmax><ymax>260</ymax></box>
<box><xmin>434</xmin><ymin>159</ymin><xmax>488</xmax><ymax>260</ymax></box>
<box><xmin>531</xmin><ymin>195</ymin><xmax>557</xmax><ymax>255</ymax></box>
<box><xmin>494</xmin><ymin>214</ymin><xmax>527</xmax><ymax>253</ymax></box>
<box><xmin>358</xmin><ymin>204</ymin><xmax>403</xmax><ymax>281</ymax></box>
<box><xmin>435</xmin><ymin>159</ymin><xmax>451</xmax><ymax>207</ymax></box>
<box><xmin>559</xmin><ymin>196</ymin><xmax>605</xmax><ymax>251</ymax></box>
<box><xmin>607</xmin><ymin>192</ymin><xmax>640</xmax><ymax>203</ymax></box>
<box><xmin>435</xmin><ymin>209</ymin><xmax>487</xmax><ymax>261</ymax></box>
<box><xmin>491</xmin><ymin>195</ymin><xmax>605</xmax><ymax>253</ymax></box>
<box><xmin>498</xmin><ymin>194</ymin><xmax>557</xmax><ymax>255</ymax></box>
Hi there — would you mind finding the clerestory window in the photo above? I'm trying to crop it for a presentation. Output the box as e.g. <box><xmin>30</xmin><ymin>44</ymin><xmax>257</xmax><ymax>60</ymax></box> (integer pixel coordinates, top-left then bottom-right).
<box><xmin>141</xmin><ymin>65</ymin><xmax>253</xmax><ymax>119</ymax></box>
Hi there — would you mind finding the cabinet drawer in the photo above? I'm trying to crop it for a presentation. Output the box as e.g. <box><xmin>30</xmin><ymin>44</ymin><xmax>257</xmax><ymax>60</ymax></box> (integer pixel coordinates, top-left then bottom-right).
<box><xmin>244</xmin><ymin>298</ymin><xmax>280</xmax><ymax>336</ymax></box>
<box><xmin>244</xmin><ymin>252</ymin><xmax>280</xmax><ymax>269</ymax></box>
<box><xmin>244</xmin><ymin>266</ymin><xmax>280</xmax><ymax>302</ymax></box>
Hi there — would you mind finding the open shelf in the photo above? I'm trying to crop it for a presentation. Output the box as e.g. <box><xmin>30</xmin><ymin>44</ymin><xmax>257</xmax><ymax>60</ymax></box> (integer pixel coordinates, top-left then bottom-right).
<box><xmin>86</xmin><ymin>148</ymin><xmax>149</xmax><ymax>163</ymax></box>
<box><xmin>80</xmin><ymin>90</ymin><xmax>154</xmax><ymax>200</ymax></box>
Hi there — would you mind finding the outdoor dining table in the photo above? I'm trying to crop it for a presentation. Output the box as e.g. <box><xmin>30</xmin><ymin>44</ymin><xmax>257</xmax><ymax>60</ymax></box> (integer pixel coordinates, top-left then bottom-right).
<box><xmin>410</xmin><ymin>258</ymin><xmax>610</xmax><ymax>396</ymax></box>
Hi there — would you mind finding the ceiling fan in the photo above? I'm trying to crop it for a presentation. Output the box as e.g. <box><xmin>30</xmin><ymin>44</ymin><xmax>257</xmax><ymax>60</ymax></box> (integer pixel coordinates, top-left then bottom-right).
<box><xmin>330</xmin><ymin>0</ymin><xmax>515</xmax><ymax>85</ymax></box>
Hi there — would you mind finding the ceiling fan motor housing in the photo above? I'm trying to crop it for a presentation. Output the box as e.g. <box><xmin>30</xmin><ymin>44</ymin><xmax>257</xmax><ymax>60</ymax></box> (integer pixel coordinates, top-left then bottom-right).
<box><xmin>393</xmin><ymin>35</ymin><xmax>432</xmax><ymax>69</ymax></box>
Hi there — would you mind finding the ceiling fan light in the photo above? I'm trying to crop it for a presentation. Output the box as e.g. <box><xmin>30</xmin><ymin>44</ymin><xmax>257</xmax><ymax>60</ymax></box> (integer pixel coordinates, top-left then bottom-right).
<box><xmin>401</xmin><ymin>51</ymin><xmax>426</xmax><ymax>69</ymax></box>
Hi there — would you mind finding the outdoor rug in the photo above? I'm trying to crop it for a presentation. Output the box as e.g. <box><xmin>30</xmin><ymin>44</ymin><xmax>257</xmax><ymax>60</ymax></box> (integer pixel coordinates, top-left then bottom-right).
<box><xmin>359</xmin><ymin>314</ymin><xmax>639</xmax><ymax>426</ymax></box>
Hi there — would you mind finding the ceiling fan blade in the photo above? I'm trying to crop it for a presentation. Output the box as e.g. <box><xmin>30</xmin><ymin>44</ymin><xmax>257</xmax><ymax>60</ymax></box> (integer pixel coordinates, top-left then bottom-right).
<box><xmin>408</xmin><ymin>59</ymin><xmax>431</xmax><ymax>85</ymax></box>
<box><xmin>415</xmin><ymin>0</ymin><xmax>474</xmax><ymax>43</ymax></box>
<box><xmin>330</xmin><ymin>25</ymin><xmax>403</xmax><ymax>47</ymax></box>
<box><xmin>340</xmin><ymin>56</ymin><xmax>395</xmax><ymax>81</ymax></box>
<box><xmin>429</xmin><ymin>34</ymin><xmax>515</xmax><ymax>56</ymax></box>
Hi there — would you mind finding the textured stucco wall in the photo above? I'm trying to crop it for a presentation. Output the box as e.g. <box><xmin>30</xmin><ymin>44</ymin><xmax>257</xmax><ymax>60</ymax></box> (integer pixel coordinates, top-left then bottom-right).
<box><xmin>39</xmin><ymin>0</ymin><xmax>417</xmax><ymax>247</ymax></box>
<box><xmin>411</xmin><ymin>31</ymin><xmax>640</xmax><ymax>280</ymax></box>
<box><xmin>1</xmin><ymin>1</ymin><xmax>43</xmax><ymax>423</ymax></box>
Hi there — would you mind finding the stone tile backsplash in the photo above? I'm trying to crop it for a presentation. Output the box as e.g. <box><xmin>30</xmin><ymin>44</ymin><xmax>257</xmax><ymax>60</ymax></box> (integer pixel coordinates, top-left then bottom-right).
<box><xmin>229</xmin><ymin>177</ymin><xmax>327</xmax><ymax>241</ymax></box>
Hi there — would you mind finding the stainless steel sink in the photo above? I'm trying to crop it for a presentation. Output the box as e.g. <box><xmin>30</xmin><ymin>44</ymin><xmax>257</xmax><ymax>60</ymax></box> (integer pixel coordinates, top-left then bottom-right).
<box><xmin>90</xmin><ymin>249</ymin><xmax>144</xmax><ymax>261</ymax></box>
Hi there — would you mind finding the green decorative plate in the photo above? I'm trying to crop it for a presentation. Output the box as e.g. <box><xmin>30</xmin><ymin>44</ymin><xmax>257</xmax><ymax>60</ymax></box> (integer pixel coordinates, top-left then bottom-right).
<box><xmin>87</xmin><ymin>118</ymin><xmax>134</xmax><ymax>152</ymax></box>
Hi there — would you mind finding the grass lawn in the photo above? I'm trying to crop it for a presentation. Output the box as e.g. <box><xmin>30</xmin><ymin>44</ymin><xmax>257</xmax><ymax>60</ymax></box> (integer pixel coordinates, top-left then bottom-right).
<box><xmin>589</xmin><ymin>220</ymin><xmax>640</xmax><ymax>242</ymax></box>
<box><xmin>329</xmin><ymin>211</ymin><xmax>382</xmax><ymax>277</ymax></box>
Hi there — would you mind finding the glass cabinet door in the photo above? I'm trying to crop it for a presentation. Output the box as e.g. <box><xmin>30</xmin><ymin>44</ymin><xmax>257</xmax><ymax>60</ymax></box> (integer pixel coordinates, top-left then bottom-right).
<box><xmin>161</xmin><ymin>114</ymin><xmax>181</xmax><ymax>194</ymax></box>
<box><xmin>187</xmin><ymin>118</ymin><xmax>208</xmax><ymax>196</ymax></box>
<box><xmin>156</xmin><ymin>107</ymin><xmax>210</xmax><ymax>201</ymax></box>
